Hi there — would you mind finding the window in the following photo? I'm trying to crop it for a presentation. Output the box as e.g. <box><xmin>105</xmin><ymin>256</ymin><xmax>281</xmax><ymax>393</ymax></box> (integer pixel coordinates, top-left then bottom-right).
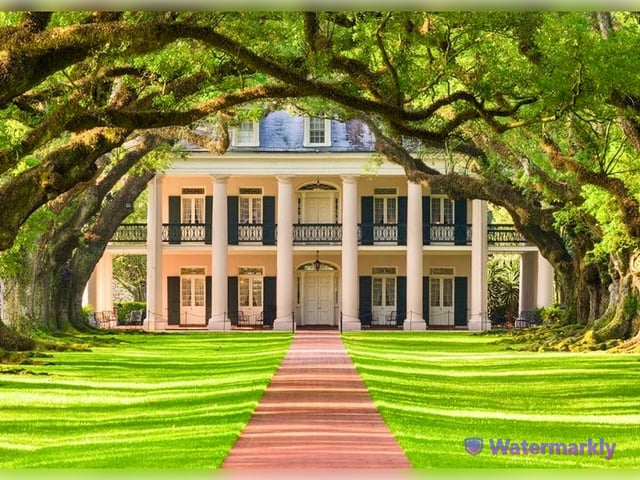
<box><xmin>429</xmin><ymin>268</ymin><xmax>455</xmax><ymax>308</ymax></box>
<box><xmin>372</xmin><ymin>267</ymin><xmax>396</xmax><ymax>307</ymax></box>
<box><xmin>239</xmin><ymin>187</ymin><xmax>263</xmax><ymax>224</ymax></box>
<box><xmin>238</xmin><ymin>267</ymin><xmax>264</xmax><ymax>308</ymax></box>
<box><xmin>180</xmin><ymin>267</ymin><xmax>206</xmax><ymax>308</ymax></box>
<box><xmin>430</xmin><ymin>277</ymin><xmax>453</xmax><ymax>308</ymax></box>
<box><xmin>374</xmin><ymin>188</ymin><xmax>398</xmax><ymax>224</ymax></box>
<box><xmin>431</xmin><ymin>196</ymin><xmax>454</xmax><ymax>224</ymax></box>
<box><xmin>231</xmin><ymin>121</ymin><xmax>259</xmax><ymax>147</ymax></box>
<box><xmin>181</xmin><ymin>188</ymin><xmax>205</xmax><ymax>224</ymax></box>
<box><xmin>303</xmin><ymin>117</ymin><xmax>331</xmax><ymax>147</ymax></box>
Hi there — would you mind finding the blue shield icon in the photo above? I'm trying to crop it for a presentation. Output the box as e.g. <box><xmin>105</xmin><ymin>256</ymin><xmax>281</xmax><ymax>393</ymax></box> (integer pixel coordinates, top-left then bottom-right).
<box><xmin>464</xmin><ymin>437</ymin><xmax>483</xmax><ymax>456</ymax></box>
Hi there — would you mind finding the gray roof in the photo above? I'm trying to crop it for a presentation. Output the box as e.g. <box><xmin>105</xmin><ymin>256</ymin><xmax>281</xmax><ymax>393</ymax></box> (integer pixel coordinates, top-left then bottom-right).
<box><xmin>183</xmin><ymin>111</ymin><xmax>376</xmax><ymax>153</ymax></box>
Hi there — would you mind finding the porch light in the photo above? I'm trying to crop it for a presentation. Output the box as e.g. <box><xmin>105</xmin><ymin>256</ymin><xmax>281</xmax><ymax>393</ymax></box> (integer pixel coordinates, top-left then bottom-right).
<box><xmin>314</xmin><ymin>250</ymin><xmax>321</xmax><ymax>271</ymax></box>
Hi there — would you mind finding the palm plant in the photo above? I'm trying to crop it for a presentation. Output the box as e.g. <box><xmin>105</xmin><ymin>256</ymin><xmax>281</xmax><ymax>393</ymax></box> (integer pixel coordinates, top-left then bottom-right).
<box><xmin>488</xmin><ymin>255</ymin><xmax>520</xmax><ymax>326</ymax></box>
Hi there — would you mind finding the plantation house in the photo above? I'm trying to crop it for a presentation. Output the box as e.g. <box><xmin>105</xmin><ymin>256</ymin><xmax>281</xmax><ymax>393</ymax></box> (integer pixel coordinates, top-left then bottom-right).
<box><xmin>86</xmin><ymin>111</ymin><xmax>554</xmax><ymax>331</ymax></box>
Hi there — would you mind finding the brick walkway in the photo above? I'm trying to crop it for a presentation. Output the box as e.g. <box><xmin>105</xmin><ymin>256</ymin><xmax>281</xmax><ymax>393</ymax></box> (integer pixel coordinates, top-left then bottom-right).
<box><xmin>222</xmin><ymin>331</ymin><xmax>412</xmax><ymax>469</ymax></box>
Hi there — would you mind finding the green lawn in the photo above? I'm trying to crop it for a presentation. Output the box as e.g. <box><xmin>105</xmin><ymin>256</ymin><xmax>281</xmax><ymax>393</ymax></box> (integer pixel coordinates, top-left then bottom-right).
<box><xmin>342</xmin><ymin>332</ymin><xmax>640</xmax><ymax>469</ymax></box>
<box><xmin>0</xmin><ymin>332</ymin><xmax>291</xmax><ymax>469</ymax></box>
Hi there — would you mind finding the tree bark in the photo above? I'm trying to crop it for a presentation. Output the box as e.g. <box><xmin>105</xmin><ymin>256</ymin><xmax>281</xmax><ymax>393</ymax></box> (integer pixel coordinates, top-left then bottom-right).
<box><xmin>1</xmin><ymin>134</ymin><xmax>162</xmax><ymax>332</ymax></box>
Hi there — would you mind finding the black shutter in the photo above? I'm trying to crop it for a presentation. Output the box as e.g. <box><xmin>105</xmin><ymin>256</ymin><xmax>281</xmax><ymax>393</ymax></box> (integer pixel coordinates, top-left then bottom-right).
<box><xmin>228</xmin><ymin>276</ymin><xmax>238</xmax><ymax>325</ymax></box>
<box><xmin>396</xmin><ymin>276</ymin><xmax>407</xmax><ymax>324</ymax></box>
<box><xmin>361</xmin><ymin>197</ymin><xmax>373</xmax><ymax>245</ymax></box>
<box><xmin>454</xmin><ymin>276</ymin><xmax>468</xmax><ymax>327</ymax></box>
<box><xmin>359</xmin><ymin>276</ymin><xmax>372</xmax><ymax>325</ymax></box>
<box><xmin>205</xmin><ymin>196</ymin><xmax>213</xmax><ymax>244</ymax></box>
<box><xmin>168</xmin><ymin>196</ymin><xmax>181</xmax><ymax>244</ymax></box>
<box><xmin>263</xmin><ymin>196</ymin><xmax>276</xmax><ymax>246</ymax></box>
<box><xmin>228</xmin><ymin>196</ymin><xmax>238</xmax><ymax>245</ymax></box>
<box><xmin>422</xmin><ymin>196</ymin><xmax>431</xmax><ymax>245</ymax></box>
<box><xmin>167</xmin><ymin>276</ymin><xmax>180</xmax><ymax>325</ymax></box>
<box><xmin>454</xmin><ymin>198</ymin><xmax>468</xmax><ymax>245</ymax></box>
<box><xmin>205</xmin><ymin>276</ymin><xmax>212</xmax><ymax>323</ymax></box>
<box><xmin>398</xmin><ymin>196</ymin><xmax>407</xmax><ymax>245</ymax></box>
<box><xmin>423</xmin><ymin>276</ymin><xmax>430</xmax><ymax>326</ymax></box>
<box><xmin>264</xmin><ymin>276</ymin><xmax>276</xmax><ymax>327</ymax></box>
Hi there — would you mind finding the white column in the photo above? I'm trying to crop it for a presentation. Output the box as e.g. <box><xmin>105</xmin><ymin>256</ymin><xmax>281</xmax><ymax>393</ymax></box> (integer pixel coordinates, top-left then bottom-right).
<box><xmin>470</xmin><ymin>199</ymin><xmax>488</xmax><ymax>331</ymax></box>
<box><xmin>274</xmin><ymin>175</ymin><xmax>294</xmax><ymax>331</ymax></box>
<box><xmin>145</xmin><ymin>174</ymin><xmax>163</xmax><ymax>331</ymax></box>
<box><xmin>94</xmin><ymin>253</ymin><xmax>113</xmax><ymax>323</ymax></box>
<box><xmin>209</xmin><ymin>176</ymin><xmax>229</xmax><ymax>330</ymax></box>
<box><xmin>519</xmin><ymin>251</ymin><xmax>537</xmax><ymax>314</ymax></box>
<box><xmin>536</xmin><ymin>252</ymin><xmax>555</xmax><ymax>308</ymax></box>
<box><xmin>405</xmin><ymin>181</ymin><xmax>426</xmax><ymax>330</ymax></box>
<box><xmin>341</xmin><ymin>175</ymin><xmax>360</xmax><ymax>331</ymax></box>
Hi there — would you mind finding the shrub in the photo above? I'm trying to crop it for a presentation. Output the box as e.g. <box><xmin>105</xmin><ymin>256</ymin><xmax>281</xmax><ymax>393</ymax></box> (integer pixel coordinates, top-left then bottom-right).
<box><xmin>114</xmin><ymin>301</ymin><xmax>146</xmax><ymax>323</ymax></box>
<box><xmin>539</xmin><ymin>305</ymin><xmax>568</xmax><ymax>325</ymax></box>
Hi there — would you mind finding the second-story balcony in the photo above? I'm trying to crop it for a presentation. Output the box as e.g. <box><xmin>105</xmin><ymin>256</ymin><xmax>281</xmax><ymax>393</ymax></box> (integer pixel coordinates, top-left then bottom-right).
<box><xmin>111</xmin><ymin>222</ymin><xmax>527</xmax><ymax>247</ymax></box>
<box><xmin>293</xmin><ymin>223</ymin><xmax>342</xmax><ymax>244</ymax></box>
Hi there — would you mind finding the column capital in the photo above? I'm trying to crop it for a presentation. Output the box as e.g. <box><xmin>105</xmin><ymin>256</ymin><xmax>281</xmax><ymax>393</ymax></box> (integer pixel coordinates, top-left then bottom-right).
<box><xmin>211</xmin><ymin>175</ymin><xmax>230</xmax><ymax>183</ymax></box>
<box><xmin>276</xmin><ymin>175</ymin><xmax>295</xmax><ymax>184</ymax></box>
<box><xmin>340</xmin><ymin>175</ymin><xmax>359</xmax><ymax>184</ymax></box>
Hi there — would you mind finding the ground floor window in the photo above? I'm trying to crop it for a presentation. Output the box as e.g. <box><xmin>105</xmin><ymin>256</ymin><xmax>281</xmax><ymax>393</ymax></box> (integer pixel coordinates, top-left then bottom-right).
<box><xmin>238</xmin><ymin>267</ymin><xmax>264</xmax><ymax>321</ymax></box>
<box><xmin>180</xmin><ymin>267</ymin><xmax>206</xmax><ymax>325</ymax></box>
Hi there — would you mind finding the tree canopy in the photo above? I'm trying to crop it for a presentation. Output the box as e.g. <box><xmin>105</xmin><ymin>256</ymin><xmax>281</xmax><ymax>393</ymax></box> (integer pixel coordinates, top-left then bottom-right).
<box><xmin>1</xmin><ymin>11</ymin><xmax>640</xmax><ymax>348</ymax></box>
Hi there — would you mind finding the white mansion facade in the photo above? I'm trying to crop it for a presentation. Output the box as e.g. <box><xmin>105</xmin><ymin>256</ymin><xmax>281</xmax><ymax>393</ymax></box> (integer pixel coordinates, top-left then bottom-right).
<box><xmin>86</xmin><ymin>111</ymin><xmax>554</xmax><ymax>331</ymax></box>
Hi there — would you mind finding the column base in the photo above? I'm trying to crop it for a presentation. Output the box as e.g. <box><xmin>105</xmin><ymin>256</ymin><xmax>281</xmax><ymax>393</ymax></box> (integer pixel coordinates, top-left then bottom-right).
<box><xmin>272</xmin><ymin>315</ymin><xmax>296</xmax><ymax>332</ymax></box>
<box><xmin>208</xmin><ymin>314</ymin><xmax>229</xmax><ymax>331</ymax></box>
<box><xmin>468</xmin><ymin>314</ymin><xmax>491</xmax><ymax>332</ymax></box>
<box><xmin>403</xmin><ymin>316</ymin><xmax>427</xmax><ymax>331</ymax></box>
<box><xmin>341</xmin><ymin>318</ymin><xmax>362</xmax><ymax>331</ymax></box>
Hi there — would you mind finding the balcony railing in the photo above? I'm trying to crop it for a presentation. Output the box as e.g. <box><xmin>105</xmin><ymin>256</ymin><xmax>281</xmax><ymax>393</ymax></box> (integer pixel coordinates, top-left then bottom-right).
<box><xmin>373</xmin><ymin>224</ymin><xmax>399</xmax><ymax>243</ymax></box>
<box><xmin>111</xmin><ymin>222</ymin><xmax>526</xmax><ymax>246</ymax></box>
<box><xmin>238</xmin><ymin>224</ymin><xmax>263</xmax><ymax>242</ymax></box>
<box><xmin>293</xmin><ymin>223</ymin><xmax>342</xmax><ymax>244</ymax></box>
<box><xmin>426</xmin><ymin>224</ymin><xmax>473</xmax><ymax>244</ymax></box>
<box><xmin>162</xmin><ymin>223</ymin><xmax>209</xmax><ymax>243</ymax></box>
<box><xmin>487</xmin><ymin>224</ymin><xmax>528</xmax><ymax>246</ymax></box>
<box><xmin>111</xmin><ymin>223</ymin><xmax>147</xmax><ymax>242</ymax></box>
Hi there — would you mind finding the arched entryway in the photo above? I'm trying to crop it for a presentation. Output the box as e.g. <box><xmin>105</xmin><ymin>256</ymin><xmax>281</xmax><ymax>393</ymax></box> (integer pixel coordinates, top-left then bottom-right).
<box><xmin>297</xmin><ymin>261</ymin><xmax>339</xmax><ymax>327</ymax></box>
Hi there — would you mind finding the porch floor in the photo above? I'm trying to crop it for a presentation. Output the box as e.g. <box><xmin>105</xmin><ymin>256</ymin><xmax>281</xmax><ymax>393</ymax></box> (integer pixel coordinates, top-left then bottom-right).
<box><xmin>222</xmin><ymin>330</ymin><xmax>412</xmax><ymax>469</ymax></box>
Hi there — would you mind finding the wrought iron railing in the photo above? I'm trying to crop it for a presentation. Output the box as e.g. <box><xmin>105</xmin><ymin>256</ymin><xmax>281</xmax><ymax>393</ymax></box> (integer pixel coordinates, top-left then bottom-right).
<box><xmin>293</xmin><ymin>223</ymin><xmax>342</xmax><ymax>244</ymax></box>
<box><xmin>112</xmin><ymin>222</ymin><xmax>526</xmax><ymax>246</ymax></box>
<box><xmin>487</xmin><ymin>224</ymin><xmax>527</xmax><ymax>245</ymax></box>
<box><xmin>111</xmin><ymin>223</ymin><xmax>147</xmax><ymax>243</ymax></box>
<box><xmin>162</xmin><ymin>223</ymin><xmax>208</xmax><ymax>243</ymax></box>
<box><xmin>238</xmin><ymin>224</ymin><xmax>263</xmax><ymax>242</ymax></box>
<box><xmin>373</xmin><ymin>224</ymin><xmax>398</xmax><ymax>243</ymax></box>
<box><xmin>423</xmin><ymin>224</ymin><xmax>472</xmax><ymax>244</ymax></box>
<box><xmin>428</xmin><ymin>224</ymin><xmax>455</xmax><ymax>242</ymax></box>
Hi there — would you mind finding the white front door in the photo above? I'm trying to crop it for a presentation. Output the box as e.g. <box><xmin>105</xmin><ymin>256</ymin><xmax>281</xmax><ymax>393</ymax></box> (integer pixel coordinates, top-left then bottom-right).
<box><xmin>303</xmin><ymin>272</ymin><xmax>334</xmax><ymax>325</ymax></box>
<box><xmin>429</xmin><ymin>277</ymin><xmax>454</xmax><ymax>326</ymax></box>
<box><xmin>303</xmin><ymin>193</ymin><xmax>333</xmax><ymax>223</ymax></box>
<box><xmin>181</xmin><ymin>275</ymin><xmax>206</xmax><ymax>326</ymax></box>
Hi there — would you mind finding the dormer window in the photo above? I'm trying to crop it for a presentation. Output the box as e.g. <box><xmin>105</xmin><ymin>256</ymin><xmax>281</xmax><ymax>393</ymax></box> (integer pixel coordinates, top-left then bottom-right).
<box><xmin>230</xmin><ymin>121</ymin><xmax>259</xmax><ymax>147</ymax></box>
<box><xmin>303</xmin><ymin>117</ymin><xmax>331</xmax><ymax>147</ymax></box>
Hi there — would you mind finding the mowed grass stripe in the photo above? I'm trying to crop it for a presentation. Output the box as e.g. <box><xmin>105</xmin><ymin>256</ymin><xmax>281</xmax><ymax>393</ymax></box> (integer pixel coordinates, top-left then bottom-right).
<box><xmin>343</xmin><ymin>332</ymin><xmax>640</xmax><ymax>468</ymax></box>
<box><xmin>0</xmin><ymin>332</ymin><xmax>292</xmax><ymax>469</ymax></box>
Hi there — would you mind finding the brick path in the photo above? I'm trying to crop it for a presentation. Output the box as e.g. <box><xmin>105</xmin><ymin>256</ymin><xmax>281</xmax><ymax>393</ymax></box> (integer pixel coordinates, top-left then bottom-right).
<box><xmin>222</xmin><ymin>331</ymin><xmax>411</xmax><ymax>469</ymax></box>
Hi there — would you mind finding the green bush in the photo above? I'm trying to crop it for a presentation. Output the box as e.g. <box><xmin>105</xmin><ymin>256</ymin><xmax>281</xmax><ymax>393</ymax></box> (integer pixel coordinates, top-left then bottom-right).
<box><xmin>114</xmin><ymin>301</ymin><xmax>146</xmax><ymax>323</ymax></box>
<box><xmin>539</xmin><ymin>305</ymin><xmax>567</xmax><ymax>325</ymax></box>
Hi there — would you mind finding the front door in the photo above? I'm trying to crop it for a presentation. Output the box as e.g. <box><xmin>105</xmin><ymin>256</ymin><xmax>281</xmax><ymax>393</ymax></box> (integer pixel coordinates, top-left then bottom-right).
<box><xmin>303</xmin><ymin>272</ymin><xmax>334</xmax><ymax>325</ymax></box>
<box><xmin>429</xmin><ymin>276</ymin><xmax>454</xmax><ymax>326</ymax></box>
<box><xmin>181</xmin><ymin>273</ymin><xmax>206</xmax><ymax>326</ymax></box>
